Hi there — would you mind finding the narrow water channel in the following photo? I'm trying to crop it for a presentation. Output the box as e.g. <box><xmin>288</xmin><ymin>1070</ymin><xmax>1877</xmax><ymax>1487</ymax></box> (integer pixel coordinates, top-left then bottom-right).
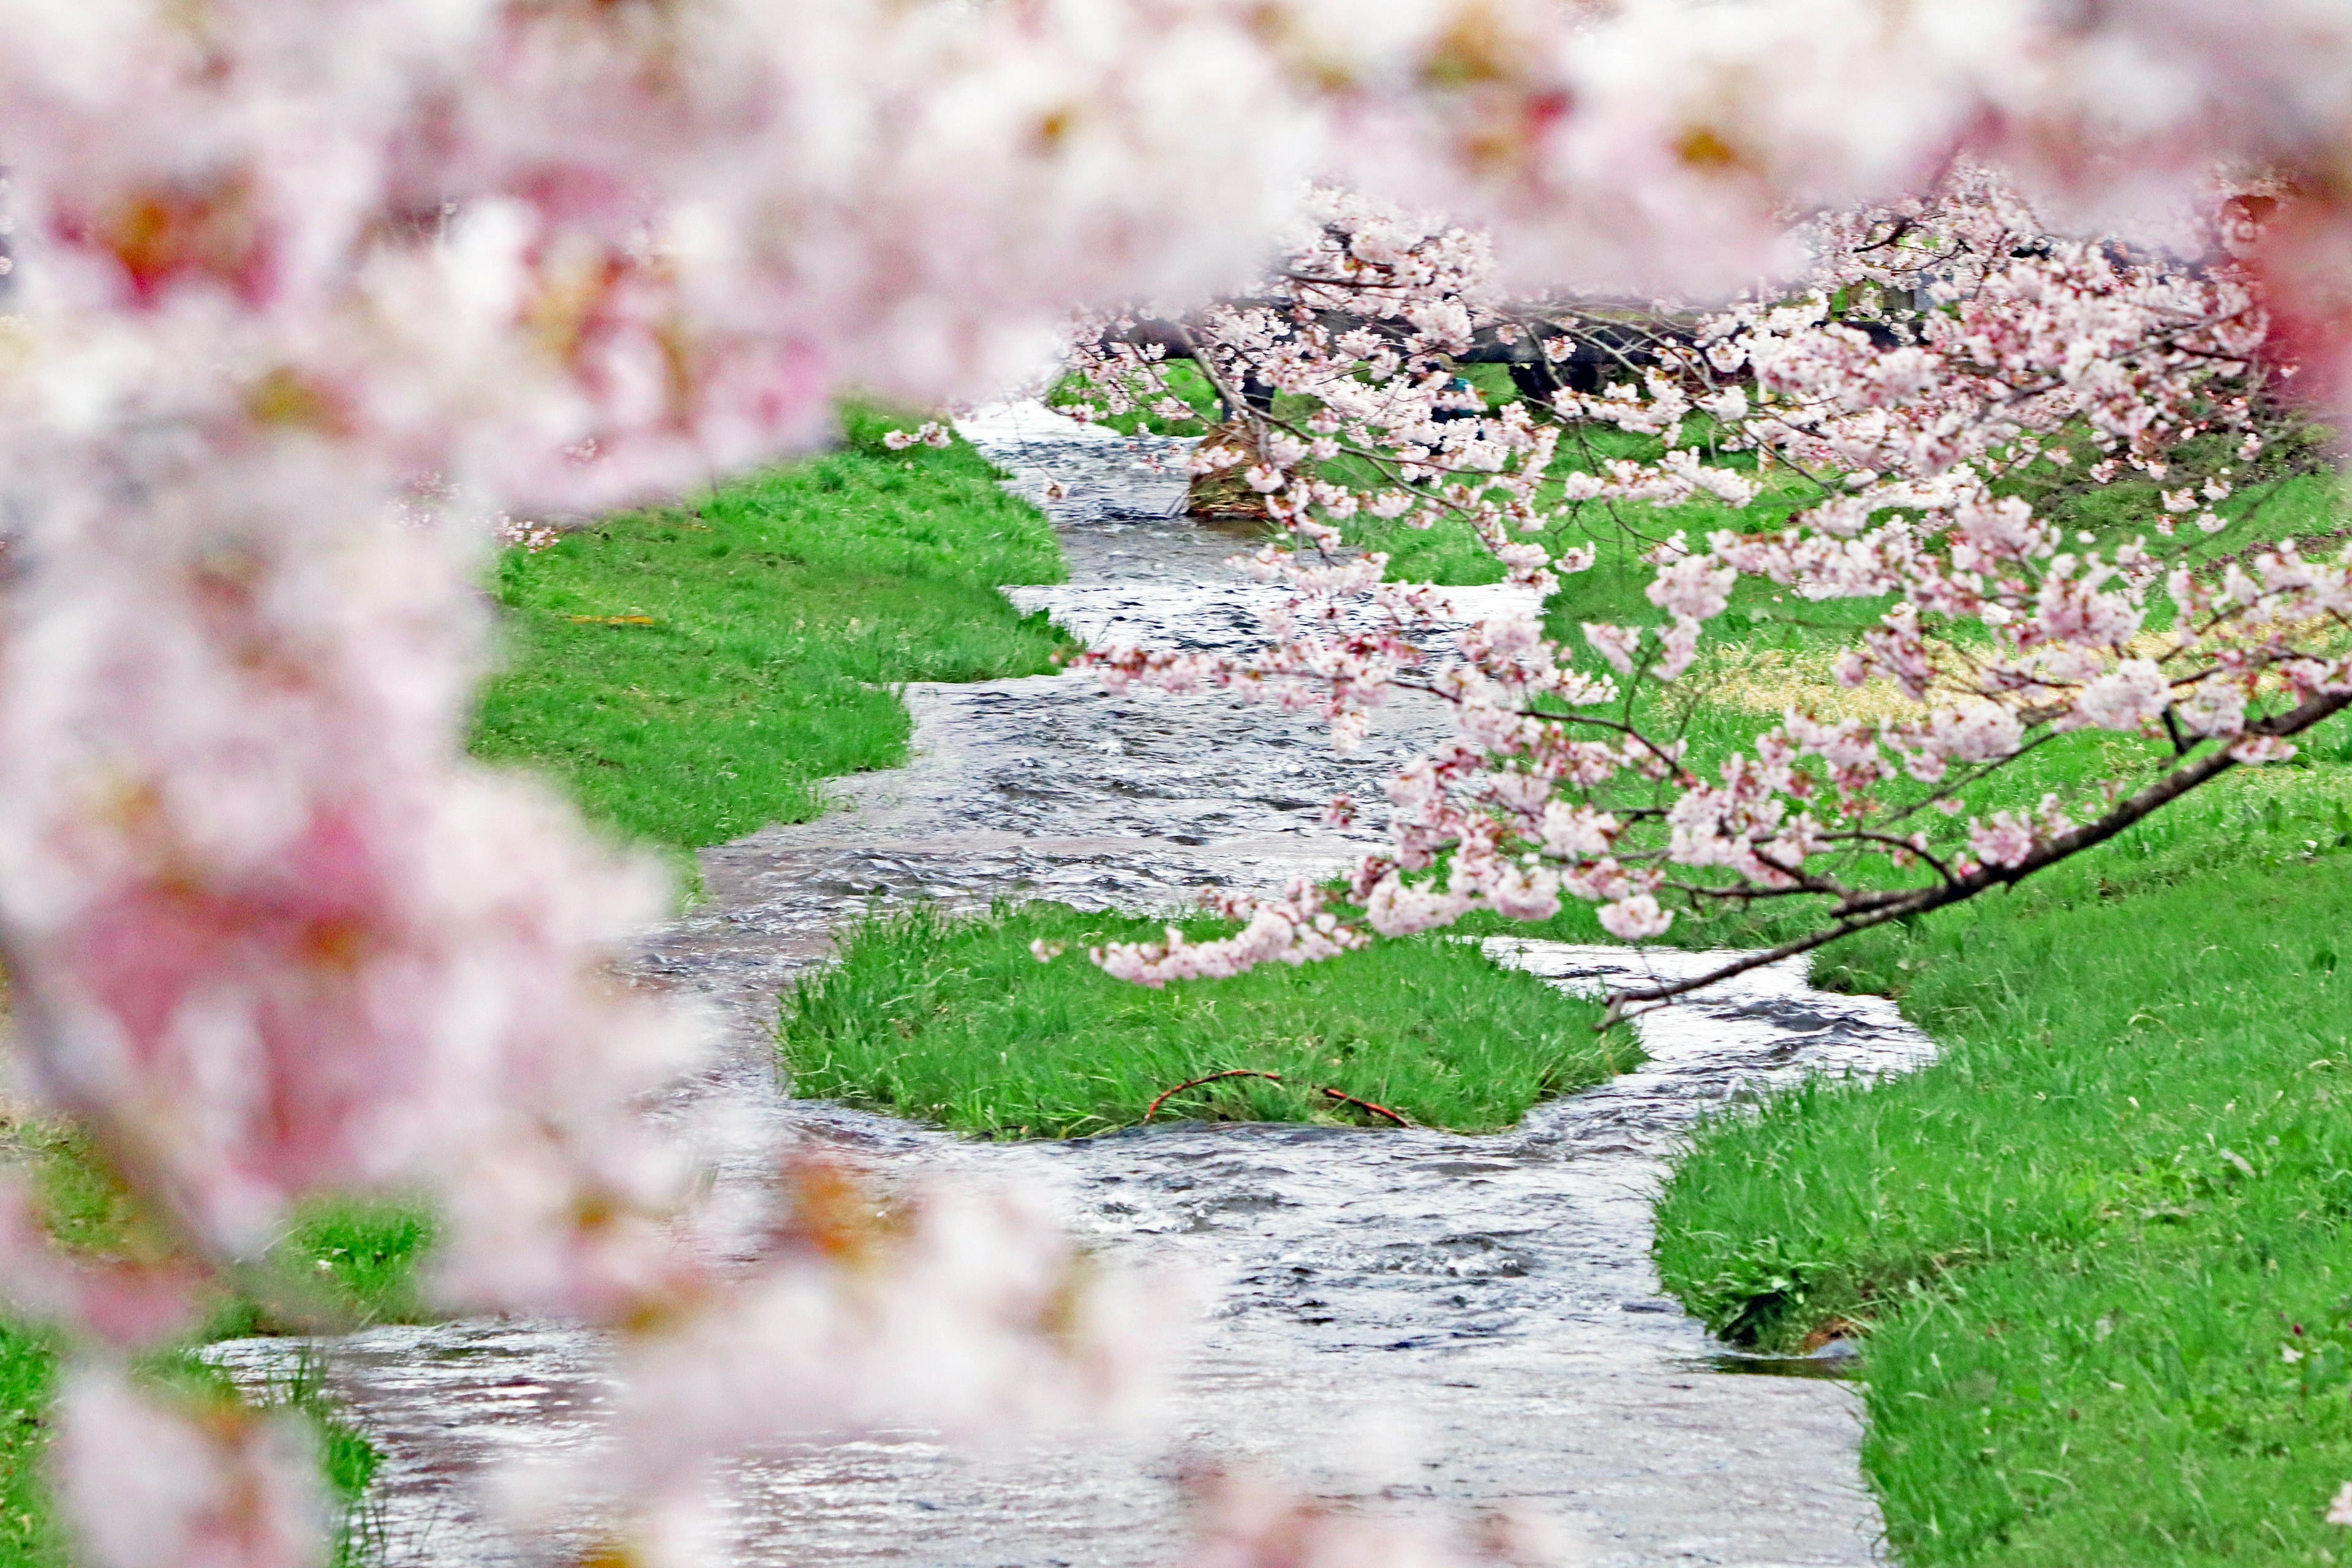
<box><xmin>211</xmin><ymin>403</ymin><xmax>1929</xmax><ymax>1568</ymax></box>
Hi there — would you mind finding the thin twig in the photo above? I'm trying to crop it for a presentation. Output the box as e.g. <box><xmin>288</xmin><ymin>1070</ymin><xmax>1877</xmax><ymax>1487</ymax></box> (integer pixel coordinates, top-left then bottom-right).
<box><xmin>1141</xmin><ymin>1069</ymin><xmax>1414</xmax><ymax>1128</ymax></box>
<box><xmin>1144</xmin><ymin>1068</ymin><xmax>1284</xmax><ymax>1120</ymax></box>
<box><xmin>1320</xmin><ymin>1087</ymin><xmax>1412</xmax><ymax>1127</ymax></box>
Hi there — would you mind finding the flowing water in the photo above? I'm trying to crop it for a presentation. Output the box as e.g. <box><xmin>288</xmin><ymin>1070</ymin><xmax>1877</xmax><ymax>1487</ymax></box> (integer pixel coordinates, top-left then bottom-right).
<box><xmin>211</xmin><ymin>404</ymin><xmax>1931</xmax><ymax>1567</ymax></box>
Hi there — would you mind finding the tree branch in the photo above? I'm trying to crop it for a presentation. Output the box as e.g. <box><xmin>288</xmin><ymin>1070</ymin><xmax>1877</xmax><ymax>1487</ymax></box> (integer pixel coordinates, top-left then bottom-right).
<box><xmin>1599</xmin><ymin>685</ymin><xmax>2352</xmax><ymax>1025</ymax></box>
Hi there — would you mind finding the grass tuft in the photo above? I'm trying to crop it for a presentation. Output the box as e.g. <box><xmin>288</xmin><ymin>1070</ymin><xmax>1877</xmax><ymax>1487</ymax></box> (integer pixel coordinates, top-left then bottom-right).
<box><xmin>0</xmin><ymin>1117</ymin><xmax>436</xmax><ymax>1566</ymax></box>
<box><xmin>780</xmin><ymin>902</ymin><xmax>1633</xmax><ymax>1137</ymax></box>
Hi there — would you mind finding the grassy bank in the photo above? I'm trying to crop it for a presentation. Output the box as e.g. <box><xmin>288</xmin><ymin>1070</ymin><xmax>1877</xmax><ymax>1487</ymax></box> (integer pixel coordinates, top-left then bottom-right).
<box><xmin>1653</xmin><ymin>755</ymin><xmax>2352</xmax><ymax>1568</ymax></box>
<box><xmin>473</xmin><ymin>404</ymin><xmax>1071</xmax><ymax>855</ymax></box>
<box><xmin>780</xmin><ymin>902</ymin><xmax>1631</xmax><ymax>1137</ymax></box>
<box><xmin>0</xmin><ymin>1120</ymin><xmax>431</xmax><ymax>1565</ymax></box>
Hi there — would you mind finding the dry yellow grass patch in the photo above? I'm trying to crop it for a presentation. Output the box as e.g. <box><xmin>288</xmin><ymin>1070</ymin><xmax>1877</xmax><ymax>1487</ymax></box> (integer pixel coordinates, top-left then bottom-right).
<box><xmin>1702</xmin><ymin>614</ymin><xmax>2349</xmax><ymax>728</ymax></box>
<box><xmin>1699</xmin><ymin>643</ymin><xmax>1929</xmax><ymax>723</ymax></box>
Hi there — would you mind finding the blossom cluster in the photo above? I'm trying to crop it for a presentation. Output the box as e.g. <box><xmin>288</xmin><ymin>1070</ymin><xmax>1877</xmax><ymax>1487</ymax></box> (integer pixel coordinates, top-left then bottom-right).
<box><xmin>1076</xmin><ymin>168</ymin><xmax>2351</xmax><ymax>1012</ymax></box>
<box><xmin>4</xmin><ymin>0</ymin><xmax>2352</xmax><ymax>1562</ymax></box>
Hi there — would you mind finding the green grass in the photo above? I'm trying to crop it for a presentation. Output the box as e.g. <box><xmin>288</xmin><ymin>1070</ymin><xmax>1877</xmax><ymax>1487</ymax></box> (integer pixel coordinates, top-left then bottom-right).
<box><xmin>780</xmin><ymin>902</ymin><xmax>1634</xmax><ymax>1137</ymax></box>
<box><xmin>0</xmin><ymin>1326</ymin><xmax>62</xmax><ymax>1566</ymax></box>
<box><xmin>0</xmin><ymin>1118</ymin><xmax>435</xmax><ymax>1564</ymax></box>
<box><xmin>472</xmin><ymin>404</ymin><xmax>1072</xmax><ymax>856</ymax></box>
<box><xmin>1653</xmin><ymin>755</ymin><xmax>2352</xmax><ymax>1568</ymax></box>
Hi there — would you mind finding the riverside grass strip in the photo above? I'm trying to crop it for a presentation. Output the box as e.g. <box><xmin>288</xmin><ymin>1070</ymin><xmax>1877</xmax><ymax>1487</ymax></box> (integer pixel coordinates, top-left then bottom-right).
<box><xmin>780</xmin><ymin>902</ymin><xmax>1635</xmax><ymax>1139</ymax></box>
<box><xmin>1652</xmin><ymin>747</ymin><xmax>2352</xmax><ymax>1568</ymax></box>
<box><xmin>470</xmin><ymin>402</ymin><xmax>1074</xmax><ymax>857</ymax></box>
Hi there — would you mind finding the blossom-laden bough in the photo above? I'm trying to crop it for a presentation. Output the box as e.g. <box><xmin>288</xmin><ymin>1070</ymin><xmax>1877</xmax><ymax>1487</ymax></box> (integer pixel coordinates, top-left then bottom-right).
<box><xmin>1070</xmin><ymin>170</ymin><xmax>2351</xmax><ymax>1025</ymax></box>
<box><xmin>2</xmin><ymin>0</ymin><xmax>2352</xmax><ymax>1562</ymax></box>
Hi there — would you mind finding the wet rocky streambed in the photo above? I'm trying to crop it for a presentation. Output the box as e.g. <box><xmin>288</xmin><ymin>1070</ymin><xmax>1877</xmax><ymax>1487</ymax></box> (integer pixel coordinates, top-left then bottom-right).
<box><xmin>211</xmin><ymin>404</ymin><xmax>1932</xmax><ymax>1567</ymax></box>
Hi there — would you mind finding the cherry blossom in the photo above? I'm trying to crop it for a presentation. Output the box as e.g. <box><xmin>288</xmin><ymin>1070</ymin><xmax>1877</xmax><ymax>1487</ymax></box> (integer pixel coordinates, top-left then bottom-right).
<box><xmin>53</xmin><ymin>1365</ymin><xmax>324</xmax><ymax>1568</ymax></box>
<box><xmin>1175</xmin><ymin>1465</ymin><xmax>1577</xmax><ymax>1568</ymax></box>
<box><xmin>2</xmin><ymin>0</ymin><xmax>2352</xmax><ymax>1562</ymax></box>
<box><xmin>1077</xmin><ymin>167</ymin><xmax>2349</xmax><ymax>1019</ymax></box>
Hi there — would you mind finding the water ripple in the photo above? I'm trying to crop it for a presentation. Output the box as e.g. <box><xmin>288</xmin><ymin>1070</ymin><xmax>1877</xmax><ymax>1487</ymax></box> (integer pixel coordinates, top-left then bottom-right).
<box><xmin>208</xmin><ymin>402</ymin><xmax>1925</xmax><ymax>1568</ymax></box>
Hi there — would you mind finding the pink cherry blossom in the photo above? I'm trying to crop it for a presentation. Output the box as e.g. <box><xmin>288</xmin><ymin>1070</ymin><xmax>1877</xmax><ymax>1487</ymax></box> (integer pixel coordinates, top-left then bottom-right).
<box><xmin>1597</xmin><ymin>895</ymin><xmax>1674</xmax><ymax>942</ymax></box>
<box><xmin>55</xmin><ymin>1365</ymin><xmax>324</xmax><ymax>1568</ymax></box>
<box><xmin>2074</xmin><ymin>660</ymin><xmax>2174</xmax><ymax>731</ymax></box>
<box><xmin>5</xmin><ymin>2</ymin><xmax>2352</xmax><ymax>1561</ymax></box>
<box><xmin>1079</xmin><ymin>163</ymin><xmax>2348</xmax><ymax>1022</ymax></box>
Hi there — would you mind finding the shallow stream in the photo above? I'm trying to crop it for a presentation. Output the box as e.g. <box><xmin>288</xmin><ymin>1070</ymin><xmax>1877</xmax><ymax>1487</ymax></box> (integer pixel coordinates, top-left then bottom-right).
<box><xmin>213</xmin><ymin>403</ymin><xmax>1930</xmax><ymax>1567</ymax></box>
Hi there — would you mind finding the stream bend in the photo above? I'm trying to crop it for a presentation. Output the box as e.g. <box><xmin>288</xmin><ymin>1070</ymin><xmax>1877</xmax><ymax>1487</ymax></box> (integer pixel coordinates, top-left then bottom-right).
<box><xmin>211</xmin><ymin>402</ymin><xmax>1929</xmax><ymax>1568</ymax></box>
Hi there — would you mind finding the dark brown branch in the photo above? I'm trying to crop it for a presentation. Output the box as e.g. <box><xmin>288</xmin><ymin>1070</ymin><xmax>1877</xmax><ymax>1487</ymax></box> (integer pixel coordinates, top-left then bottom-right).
<box><xmin>1170</xmin><ymin>322</ymin><xmax>1262</xmax><ymax>429</ymax></box>
<box><xmin>1381</xmin><ymin>677</ymin><xmax>1701</xmax><ymax>784</ymax></box>
<box><xmin>1819</xmin><ymin>829</ymin><xmax>1964</xmax><ymax>888</ymax></box>
<box><xmin>1742</xmin><ymin>845</ymin><xmax>1859</xmax><ymax>900</ymax></box>
<box><xmin>1873</xmin><ymin>726</ymin><xmax>2074</xmax><ymax>830</ymax></box>
<box><xmin>1660</xmin><ymin>877</ymin><xmax>1872</xmax><ymax>905</ymax></box>
<box><xmin>1599</xmin><ymin>685</ymin><xmax>2352</xmax><ymax>1026</ymax></box>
